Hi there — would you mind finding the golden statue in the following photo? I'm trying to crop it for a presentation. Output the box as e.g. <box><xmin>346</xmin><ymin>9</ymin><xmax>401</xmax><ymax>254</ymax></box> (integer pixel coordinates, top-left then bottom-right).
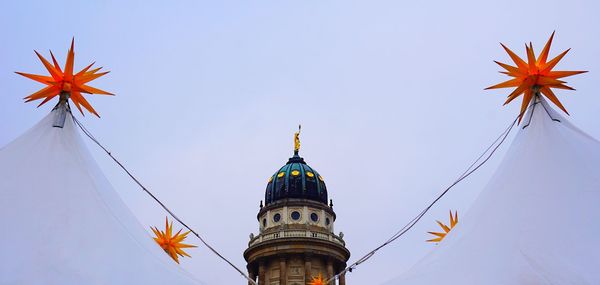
<box><xmin>294</xmin><ymin>125</ymin><xmax>301</xmax><ymax>154</ymax></box>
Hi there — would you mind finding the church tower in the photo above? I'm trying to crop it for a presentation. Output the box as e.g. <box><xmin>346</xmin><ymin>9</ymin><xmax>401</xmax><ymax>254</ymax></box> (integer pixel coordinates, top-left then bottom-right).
<box><xmin>244</xmin><ymin>128</ymin><xmax>350</xmax><ymax>285</ymax></box>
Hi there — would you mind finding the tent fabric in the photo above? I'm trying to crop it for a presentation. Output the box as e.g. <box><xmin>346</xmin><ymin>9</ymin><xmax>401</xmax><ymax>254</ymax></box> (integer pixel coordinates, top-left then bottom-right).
<box><xmin>387</xmin><ymin>98</ymin><xmax>600</xmax><ymax>284</ymax></box>
<box><xmin>0</xmin><ymin>110</ymin><xmax>203</xmax><ymax>285</ymax></box>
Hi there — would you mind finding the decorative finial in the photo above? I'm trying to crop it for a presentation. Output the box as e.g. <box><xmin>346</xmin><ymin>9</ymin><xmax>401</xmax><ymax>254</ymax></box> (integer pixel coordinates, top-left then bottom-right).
<box><xmin>294</xmin><ymin>124</ymin><xmax>301</xmax><ymax>155</ymax></box>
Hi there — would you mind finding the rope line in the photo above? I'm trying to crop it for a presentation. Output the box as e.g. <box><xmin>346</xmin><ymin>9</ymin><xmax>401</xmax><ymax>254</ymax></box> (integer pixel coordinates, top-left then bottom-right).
<box><xmin>326</xmin><ymin>105</ymin><xmax>533</xmax><ymax>283</ymax></box>
<box><xmin>70</xmin><ymin>112</ymin><xmax>257</xmax><ymax>285</ymax></box>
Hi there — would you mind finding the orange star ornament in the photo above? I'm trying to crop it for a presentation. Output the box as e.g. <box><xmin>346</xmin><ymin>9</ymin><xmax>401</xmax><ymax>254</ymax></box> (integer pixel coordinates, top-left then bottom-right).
<box><xmin>427</xmin><ymin>210</ymin><xmax>458</xmax><ymax>243</ymax></box>
<box><xmin>16</xmin><ymin>39</ymin><xmax>113</xmax><ymax>117</ymax></box>
<box><xmin>151</xmin><ymin>217</ymin><xmax>197</xmax><ymax>264</ymax></box>
<box><xmin>309</xmin><ymin>273</ymin><xmax>326</xmax><ymax>285</ymax></box>
<box><xmin>485</xmin><ymin>32</ymin><xmax>587</xmax><ymax>123</ymax></box>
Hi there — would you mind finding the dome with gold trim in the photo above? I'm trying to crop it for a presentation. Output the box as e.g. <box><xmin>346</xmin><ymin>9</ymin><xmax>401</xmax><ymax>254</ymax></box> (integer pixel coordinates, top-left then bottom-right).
<box><xmin>265</xmin><ymin>152</ymin><xmax>328</xmax><ymax>206</ymax></box>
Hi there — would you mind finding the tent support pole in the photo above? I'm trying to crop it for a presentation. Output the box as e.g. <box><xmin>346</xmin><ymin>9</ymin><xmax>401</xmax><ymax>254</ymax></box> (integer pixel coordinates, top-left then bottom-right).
<box><xmin>52</xmin><ymin>92</ymin><xmax>70</xmax><ymax>128</ymax></box>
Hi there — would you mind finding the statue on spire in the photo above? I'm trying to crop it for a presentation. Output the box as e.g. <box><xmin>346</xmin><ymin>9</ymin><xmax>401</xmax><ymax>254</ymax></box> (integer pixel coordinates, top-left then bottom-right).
<box><xmin>294</xmin><ymin>125</ymin><xmax>301</xmax><ymax>155</ymax></box>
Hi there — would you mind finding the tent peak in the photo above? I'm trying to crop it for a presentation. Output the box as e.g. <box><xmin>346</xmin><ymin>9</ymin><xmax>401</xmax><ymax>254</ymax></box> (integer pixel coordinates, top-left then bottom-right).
<box><xmin>522</xmin><ymin>94</ymin><xmax>562</xmax><ymax>129</ymax></box>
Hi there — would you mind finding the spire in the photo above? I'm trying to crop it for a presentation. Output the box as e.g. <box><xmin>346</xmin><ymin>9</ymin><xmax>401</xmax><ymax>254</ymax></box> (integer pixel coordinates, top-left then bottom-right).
<box><xmin>294</xmin><ymin>124</ymin><xmax>301</xmax><ymax>156</ymax></box>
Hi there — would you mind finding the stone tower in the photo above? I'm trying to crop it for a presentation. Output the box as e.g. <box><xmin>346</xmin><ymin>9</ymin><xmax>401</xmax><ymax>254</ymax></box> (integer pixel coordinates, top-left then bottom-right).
<box><xmin>244</xmin><ymin>133</ymin><xmax>350</xmax><ymax>285</ymax></box>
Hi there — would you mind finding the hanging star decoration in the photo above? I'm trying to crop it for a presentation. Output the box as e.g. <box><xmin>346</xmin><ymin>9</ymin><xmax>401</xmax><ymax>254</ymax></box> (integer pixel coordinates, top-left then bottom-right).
<box><xmin>427</xmin><ymin>210</ymin><xmax>458</xmax><ymax>243</ymax></box>
<box><xmin>485</xmin><ymin>32</ymin><xmax>587</xmax><ymax>123</ymax></box>
<box><xmin>309</xmin><ymin>273</ymin><xmax>326</xmax><ymax>285</ymax></box>
<box><xmin>151</xmin><ymin>217</ymin><xmax>197</xmax><ymax>264</ymax></box>
<box><xmin>16</xmin><ymin>39</ymin><xmax>113</xmax><ymax>117</ymax></box>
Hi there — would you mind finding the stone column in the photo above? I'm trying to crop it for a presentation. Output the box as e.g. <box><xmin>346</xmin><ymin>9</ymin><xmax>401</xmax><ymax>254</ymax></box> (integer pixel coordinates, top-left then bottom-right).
<box><xmin>279</xmin><ymin>257</ymin><xmax>287</xmax><ymax>285</ymax></box>
<box><xmin>339</xmin><ymin>272</ymin><xmax>346</xmax><ymax>285</ymax></box>
<box><xmin>304</xmin><ymin>255</ymin><xmax>312</xmax><ymax>283</ymax></box>
<box><xmin>326</xmin><ymin>259</ymin><xmax>334</xmax><ymax>285</ymax></box>
<box><xmin>248</xmin><ymin>270</ymin><xmax>257</xmax><ymax>285</ymax></box>
<box><xmin>258</xmin><ymin>261</ymin><xmax>266</xmax><ymax>285</ymax></box>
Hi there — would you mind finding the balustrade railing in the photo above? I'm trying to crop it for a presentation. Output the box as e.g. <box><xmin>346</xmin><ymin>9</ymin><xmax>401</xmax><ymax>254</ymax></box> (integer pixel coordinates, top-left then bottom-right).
<box><xmin>249</xmin><ymin>229</ymin><xmax>345</xmax><ymax>247</ymax></box>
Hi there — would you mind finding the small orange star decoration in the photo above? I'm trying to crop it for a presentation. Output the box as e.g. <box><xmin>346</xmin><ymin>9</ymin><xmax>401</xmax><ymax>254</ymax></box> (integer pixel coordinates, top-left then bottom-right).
<box><xmin>151</xmin><ymin>217</ymin><xmax>197</xmax><ymax>263</ymax></box>
<box><xmin>486</xmin><ymin>32</ymin><xmax>587</xmax><ymax>123</ymax></box>
<box><xmin>427</xmin><ymin>210</ymin><xmax>458</xmax><ymax>243</ymax></box>
<box><xmin>16</xmin><ymin>38</ymin><xmax>113</xmax><ymax>117</ymax></box>
<box><xmin>309</xmin><ymin>273</ymin><xmax>326</xmax><ymax>285</ymax></box>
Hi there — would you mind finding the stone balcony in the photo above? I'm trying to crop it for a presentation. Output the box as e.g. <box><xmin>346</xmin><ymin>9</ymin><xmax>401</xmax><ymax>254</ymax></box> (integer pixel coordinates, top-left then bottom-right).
<box><xmin>249</xmin><ymin>229</ymin><xmax>345</xmax><ymax>247</ymax></box>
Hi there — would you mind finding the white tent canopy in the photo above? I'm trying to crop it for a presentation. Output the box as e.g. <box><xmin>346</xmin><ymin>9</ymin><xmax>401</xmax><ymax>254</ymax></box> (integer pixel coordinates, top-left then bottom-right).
<box><xmin>0</xmin><ymin>109</ymin><xmax>203</xmax><ymax>285</ymax></box>
<box><xmin>386</xmin><ymin>98</ymin><xmax>600</xmax><ymax>284</ymax></box>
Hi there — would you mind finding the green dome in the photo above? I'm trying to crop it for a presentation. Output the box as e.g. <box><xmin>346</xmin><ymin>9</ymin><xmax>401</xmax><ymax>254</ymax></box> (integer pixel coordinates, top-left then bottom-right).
<box><xmin>264</xmin><ymin>153</ymin><xmax>328</xmax><ymax>206</ymax></box>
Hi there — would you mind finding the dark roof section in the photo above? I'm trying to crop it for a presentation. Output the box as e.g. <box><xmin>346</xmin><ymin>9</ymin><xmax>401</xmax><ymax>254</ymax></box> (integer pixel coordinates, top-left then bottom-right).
<box><xmin>264</xmin><ymin>153</ymin><xmax>328</xmax><ymax>206</ymax></box>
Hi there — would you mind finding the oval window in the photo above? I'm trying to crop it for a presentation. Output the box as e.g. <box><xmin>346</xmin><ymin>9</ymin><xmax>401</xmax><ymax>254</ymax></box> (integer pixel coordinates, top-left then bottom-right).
<box><xmin>273</xmin><ymin>213</ymin><xmax>281</xmax><ymax>223</ymax></box>
<box><xmin>325</xmin><ymin>217</ymin><xmax>331</xmax><ymax>226</ymax></box>
<box><xmin>310</xmin><ymin>213</ymin><xmax>319</xmax><ymax>222</ymax></box>
<box><xmin>291</xmin><ymin>211</ymin><xmax>301</xmax><ymax>220</ymax></box>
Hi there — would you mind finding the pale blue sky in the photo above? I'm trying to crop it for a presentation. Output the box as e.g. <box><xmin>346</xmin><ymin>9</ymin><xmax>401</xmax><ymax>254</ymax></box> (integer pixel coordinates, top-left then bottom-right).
<box><xmin>1</xmin><ymin>1</ymin><xmax>599</xmax><ymax>284</ymax></box>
